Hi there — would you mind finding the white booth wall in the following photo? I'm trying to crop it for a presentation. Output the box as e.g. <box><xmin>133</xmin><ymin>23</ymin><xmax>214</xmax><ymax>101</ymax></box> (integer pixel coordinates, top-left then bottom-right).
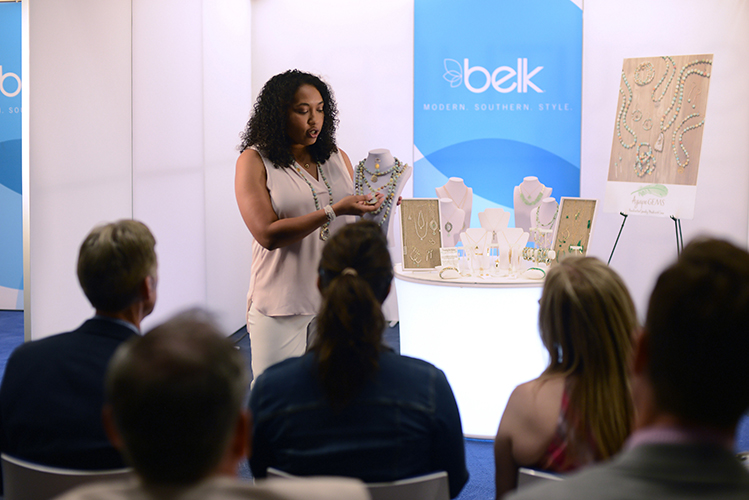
<box><xmin>23</xmin><ymin>1</ymin><xmax>749</xmax><ymax>338</ymax></box>
<box><xmin>24</xmin><ymin>0</ymin><xmax>253</xmax><ymax>339</ymax></box>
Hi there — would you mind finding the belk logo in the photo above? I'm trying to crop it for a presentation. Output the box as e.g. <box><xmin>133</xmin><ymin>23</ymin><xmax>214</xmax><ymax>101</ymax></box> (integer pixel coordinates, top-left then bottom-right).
<box><xmin>1</xmin><ymin>66</ymin><xmax>22</xmax><ymax>98</ymax></box>
<box><xmin>443</xmin><ymin>58</ymin><xmax>543</xmax><ymax>94</ymax></box>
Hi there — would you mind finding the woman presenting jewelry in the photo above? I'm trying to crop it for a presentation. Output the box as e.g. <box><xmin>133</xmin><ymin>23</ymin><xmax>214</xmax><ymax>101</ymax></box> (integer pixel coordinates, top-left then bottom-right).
<box><xmin>235</xmin><ymin>69</ymin><xmax>383</xmax><ymax>382</ymax></box>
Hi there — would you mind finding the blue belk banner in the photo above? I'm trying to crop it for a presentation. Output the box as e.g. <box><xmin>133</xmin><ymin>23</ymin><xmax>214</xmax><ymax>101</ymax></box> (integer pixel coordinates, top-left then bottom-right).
<box><xmin>414</xmin><ymin>0</ymin><xmax>582</xmax><ymax>227</ymax></box>
<box><xmin>0</xmin><ymin>2</ymin><xmax>23</xmax><ymax>309</ymax></box>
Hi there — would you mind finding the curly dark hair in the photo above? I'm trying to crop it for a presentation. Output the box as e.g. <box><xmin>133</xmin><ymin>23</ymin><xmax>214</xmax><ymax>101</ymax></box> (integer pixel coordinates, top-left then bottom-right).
<box><xmin>238</xmin><ymin>69</ymin><xmax>339</xmax><ymax>168</ymax></box>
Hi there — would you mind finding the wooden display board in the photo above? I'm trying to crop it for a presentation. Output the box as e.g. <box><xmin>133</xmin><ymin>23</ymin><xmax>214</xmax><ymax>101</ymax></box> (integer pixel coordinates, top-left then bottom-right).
<box><xmin>603</xmin><ymin>54</ymin><xmax>712</xmax><ymax>219</ymax></box>
<box><xmin>552</xmin><ymin>198</ymin><xmax>598</xmax><ymax>262</ymax></box>
<box><xmin>400</xmin><ymin>199</ymin><xmax>442</xmax><ymax>270</ymax></box>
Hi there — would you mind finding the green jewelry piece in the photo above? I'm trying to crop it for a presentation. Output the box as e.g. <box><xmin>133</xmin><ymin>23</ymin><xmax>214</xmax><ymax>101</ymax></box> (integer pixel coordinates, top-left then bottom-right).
<box><xmin>519</xmin><ymin>184</ymin><xmax>545</xmax><ymax>206</ymax></box>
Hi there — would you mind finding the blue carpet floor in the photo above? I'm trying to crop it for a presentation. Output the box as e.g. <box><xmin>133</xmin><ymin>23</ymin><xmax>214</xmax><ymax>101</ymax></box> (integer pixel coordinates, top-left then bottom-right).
<box><xmin>3</xmin><ymin>309</ymin><xmax>749</xmax><ymax>500</ymax></box>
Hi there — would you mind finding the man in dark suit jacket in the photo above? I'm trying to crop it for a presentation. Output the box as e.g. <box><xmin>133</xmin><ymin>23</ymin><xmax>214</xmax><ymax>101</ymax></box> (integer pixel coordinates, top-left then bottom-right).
<box><xmin>508</xmin><ymin>238</ymin><xmax>749</xmax><ymax>500</ymax></box>
<box><xmin>0</xmin><ymin>220</ymin><xmax>158</xmax><ymax>487</ymax></box>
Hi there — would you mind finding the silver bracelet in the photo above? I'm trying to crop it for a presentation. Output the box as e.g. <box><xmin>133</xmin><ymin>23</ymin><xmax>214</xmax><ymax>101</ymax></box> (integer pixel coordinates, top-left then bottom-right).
<box><xmin>323</xmin><ymin>204</ymin><xmax>336</xmax><ymax>222</ymax></box>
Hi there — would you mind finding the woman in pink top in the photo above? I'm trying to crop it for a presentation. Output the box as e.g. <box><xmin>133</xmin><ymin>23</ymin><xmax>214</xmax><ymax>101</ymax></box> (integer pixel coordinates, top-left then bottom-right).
<box><xmin>494</xmin><ymin>257</ymin><xmax>637</xmax><ymax>498</ymax></box>
<box><xmin>235</xmin><ymin>70</ymin><xmax>382</xmax><ymax>382</ymax></box>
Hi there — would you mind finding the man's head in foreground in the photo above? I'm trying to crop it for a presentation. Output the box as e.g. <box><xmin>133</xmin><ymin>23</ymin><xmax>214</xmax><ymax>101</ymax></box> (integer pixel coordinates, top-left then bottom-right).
<box><xmin>635</xmin><ymin>237</ymin><xmax>749</xmax><ymax>432</ymax></box>
<box><xmin>104</xmin><ymin>310</ymin><xmax>250</xmax><ymax>487</ymax></box>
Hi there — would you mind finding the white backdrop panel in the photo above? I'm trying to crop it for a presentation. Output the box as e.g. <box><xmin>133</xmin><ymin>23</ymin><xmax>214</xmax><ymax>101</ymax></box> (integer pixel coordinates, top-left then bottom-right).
<box><xmin>26</xmin><ymin>0</ymin><xmax>132</xmax><ymax>339</ymax></box>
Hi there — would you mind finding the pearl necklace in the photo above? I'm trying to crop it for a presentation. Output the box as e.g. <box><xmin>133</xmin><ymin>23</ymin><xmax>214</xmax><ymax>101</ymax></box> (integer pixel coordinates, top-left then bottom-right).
<box><xmin>519</xmin><ymin>183</ymin><xmax>545</xmax><ymax>206</ymax></box>
<box><xmin>616</xmin><ymin>71</ymin><xmax>637</xmax><ymax>150</ymax></box>
<box><xmin>672</xmin><ymin>113</ymin><xmax>705</xmax><ymax>172</ymax></box>
<box><xmin>651</xmin><ymin>56</ymin><xmax>676</xmax><ymax>103</ymax></box>
<box><xmin>293</xmin><ymin>162</ymin><xmax>334</xmax><ymax>241</ymax></box>
<box><xmin>354</xmin><ymin>157</ymin><xmax>406</xmax><ymax>227</ymax></box>
<box><xmin>655</xmin><ymin>58</ymin><xmax>711</xmax><ymax>152</ymax></box>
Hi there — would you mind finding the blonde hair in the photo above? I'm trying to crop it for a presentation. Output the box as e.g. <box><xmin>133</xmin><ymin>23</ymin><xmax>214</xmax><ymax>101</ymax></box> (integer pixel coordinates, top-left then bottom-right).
<box><xmin>539</xmin><ymin>257</ymin><xmax>636</xmax><ymax>460</ymax></box>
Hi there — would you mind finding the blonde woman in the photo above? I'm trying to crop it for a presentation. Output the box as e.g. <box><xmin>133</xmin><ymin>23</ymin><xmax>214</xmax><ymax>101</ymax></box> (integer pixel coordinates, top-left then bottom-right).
<box><xmin>494</xmin><ymin>257</ymin><xmax>637</xmax><ymax>498</ymax></box>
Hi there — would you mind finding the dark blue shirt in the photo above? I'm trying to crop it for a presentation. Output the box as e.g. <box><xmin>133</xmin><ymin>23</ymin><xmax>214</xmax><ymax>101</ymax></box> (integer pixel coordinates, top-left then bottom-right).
<box><xmin>249</xmin><ymin>350</ymin><xmax>469</xmax><ymax>498</ymax></box>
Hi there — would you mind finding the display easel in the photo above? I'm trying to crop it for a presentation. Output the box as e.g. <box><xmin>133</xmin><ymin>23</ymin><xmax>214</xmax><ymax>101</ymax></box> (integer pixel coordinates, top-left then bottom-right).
<box><xmin>607</xmin><ymin>212</ymin><xmax>684</xmax><ymax>264</ymax></box>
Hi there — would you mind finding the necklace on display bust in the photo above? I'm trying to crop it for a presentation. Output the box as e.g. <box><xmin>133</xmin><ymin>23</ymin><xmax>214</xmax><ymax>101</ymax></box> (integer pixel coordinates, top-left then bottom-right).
<box><xmin>354</xmin><ymin>157</ymin><xmax>406</xmax><ymax>227</ymax></box>
<box><xmin>293</xmin><ymin>162</ymin><xmax>333</xmax><ymax>241</ymax></box>
<box><xmin>519</xmin><ymin>183</ymin><xmax>545</xmax><ymax>206</ymax></box>
<box><xmin>444</xmin><ymin>184</ymin><xmax>469</xmax><ymax>209</ymax></box>
<box><xmin>535</xmin><ymin>205</ymin><xmax>559</xmax><ymax>229</ymax></box>
<box><xmin>361</xmin><ymin>157</ymin><xmax>403</xmax><ymax>182</ymax></box>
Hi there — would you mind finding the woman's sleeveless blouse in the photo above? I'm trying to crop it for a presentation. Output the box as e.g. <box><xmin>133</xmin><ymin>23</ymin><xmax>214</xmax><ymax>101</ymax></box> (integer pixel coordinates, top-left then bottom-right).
<box><xmin>248</xmin><ymin>150</ymin><xmax>354</xmax><ymax>316</ymax></box>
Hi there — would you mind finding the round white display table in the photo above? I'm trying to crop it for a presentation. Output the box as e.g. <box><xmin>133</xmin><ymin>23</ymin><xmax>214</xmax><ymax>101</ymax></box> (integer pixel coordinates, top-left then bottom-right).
<box><xmin>394</xmin><ymin>264</ymin><xmax>549</xmax><ymax>438</ymax></box>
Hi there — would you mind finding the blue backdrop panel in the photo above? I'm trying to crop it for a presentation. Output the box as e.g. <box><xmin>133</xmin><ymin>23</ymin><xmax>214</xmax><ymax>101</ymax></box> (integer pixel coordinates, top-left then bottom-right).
<box><xmin>414</xmin><ymin>0</ymin><xmax>582</xmax><ymax>227</ymax></box>
<box><xmin>0</xmin><ymin>2</ymin><xmax>23</xmax><ymax>309</ymax></box>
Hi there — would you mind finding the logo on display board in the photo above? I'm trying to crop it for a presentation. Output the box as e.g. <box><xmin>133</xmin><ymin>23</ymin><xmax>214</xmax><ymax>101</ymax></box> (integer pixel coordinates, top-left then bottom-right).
<box><xmin>443</xmin><ymin>58</ymin><xmax>544</xmax><ymax>93</ymax></box>
<box><xmin>0</xmin><ymin>65</ymin><xmax>21</xmax><ymax>98</ymax></box>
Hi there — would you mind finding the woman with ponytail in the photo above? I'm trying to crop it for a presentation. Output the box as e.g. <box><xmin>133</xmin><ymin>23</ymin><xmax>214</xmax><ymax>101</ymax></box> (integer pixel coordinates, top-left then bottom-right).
<box><xmin>249</xmin><ymin>221</ymin><xmax>468</xmax><ymax>498</ymax></box>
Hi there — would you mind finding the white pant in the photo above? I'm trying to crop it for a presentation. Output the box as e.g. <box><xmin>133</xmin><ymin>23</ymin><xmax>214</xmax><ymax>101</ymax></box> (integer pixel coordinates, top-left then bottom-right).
<box><xmin>247</xmin><ymin>303</ymin><xmax>314</xmax><ymax>384</ymax></box>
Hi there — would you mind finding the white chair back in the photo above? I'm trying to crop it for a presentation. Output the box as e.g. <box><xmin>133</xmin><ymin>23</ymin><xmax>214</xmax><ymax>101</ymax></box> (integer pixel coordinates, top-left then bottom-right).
<box><xmin>266</xmin><ymin>468</ymin><xmax>449</xmax><ymax>500</ymax></box>
<box><xmin>517</xmin><ymin>466</ymin><xmax>564</xmax><ymax>489</ymax></box>
<box><xmin>1</xmin><ymin>453</ymin><xmax>133</xmax><ymax>500</ymax></box>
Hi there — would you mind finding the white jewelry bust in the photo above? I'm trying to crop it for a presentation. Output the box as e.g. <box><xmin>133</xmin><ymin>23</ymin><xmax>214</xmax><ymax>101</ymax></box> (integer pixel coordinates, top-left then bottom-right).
<box><xmin>355</xmin><ymin>148</ymin><xmax>412</xmax><ymax>233</ymax></box>
<box><xmin>439</xmin><ymin>198</ymin><xmax>465</xmax><ymax>248</ymax></box>
<box><xmin>529</xmin><ymin>197</ymin><xmax>559</xmax><ymax>248</ymax></box>
<box><xmin>436</xmin><ymin>178</ymin><xmax>472</xmax><ymax>233</ymax></box>
<box><xmin>513</xmin><ymin>176</ymin><xmax>552</xmax><ymax>233</ymax></box>
<box><xmin>478</xmin><ymin>208</ymin><xmax>511</xmax><ymax>244</ymax></box>
<box><xmin>496</xmin><ymin>228</ymin><xmax>530</xmax><ymax>272</ymax></box>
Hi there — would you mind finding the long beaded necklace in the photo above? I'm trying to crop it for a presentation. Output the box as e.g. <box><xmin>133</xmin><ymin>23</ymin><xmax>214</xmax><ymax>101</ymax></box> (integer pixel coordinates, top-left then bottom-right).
<box><xmin>616</xmin><ymin>72</ymin><xmax>637</xmax><ymax>150</ymax></box>
<box><xmin>360</xmin><ymin>157</ymin><xmax>403</xmax><ymax>182</ymax></box>
<box><xmin>651</xmin><ymin>56</ymin><xmax>676</xmax><ymax>104</ymax></box>
<box><xmin>655</xmin><ymin>58</ymin><xmax>711</xmax><ymax>152</ymax></box>
<box><xmin>354</xmin><ymin>157</ymin><xmax>406</xmax><ymax>227</ymax></box>
<box><xmin>293</xmin><ymin>162</ymin><xmax>334</xmax><ymax>241</ymax></box>
<box><xmin>535</xmin><ymin>204</ymin><xmax>559</xmax><ymax>229</ymax></box>
<box><xmin>672</xmin><ymin>113</ymin><xmax>705</xmax><ymax>172</ymax></box>
<box><xmin>519</xmin><ymin>183</ymin><xmax>545</xmax><ymax>206</ymax></box>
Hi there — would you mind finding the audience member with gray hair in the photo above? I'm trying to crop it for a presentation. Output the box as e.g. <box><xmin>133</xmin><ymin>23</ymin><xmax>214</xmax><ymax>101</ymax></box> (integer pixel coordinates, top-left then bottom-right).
<box><xmin>56</xmin><ymin>310</ymin><xmax>369</xmax><ymax>500</ymax></box>
<box><xmin>0</xmin><ymin>220</ymin><xmax>158</xmax><ymax>491</ymax></box>
<box><xmin>508</xmin><ymin>238</ymin><xmax>749</xmax><ymax>500</ymax></box>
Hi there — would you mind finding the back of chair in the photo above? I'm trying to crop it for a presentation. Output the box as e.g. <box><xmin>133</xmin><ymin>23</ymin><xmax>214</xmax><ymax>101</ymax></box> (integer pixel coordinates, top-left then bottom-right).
<box><xmin>266</xmin><ymin>468</ymin><xmax>449</xmax><ymax>500</ymax></box>
<box><xmin>1</xmin><ymin>453</ymin><xmax>133</xmax><ymax>500</ymax></box>
<box><xmin>367</xmin><ymin>471</ymin><xmax>449</xmax><ymax>500</ymax></box>
<box><xmin>517</xmin><ymin>467</ymin><xmax>564</xmax><ymax>489</ymax></box>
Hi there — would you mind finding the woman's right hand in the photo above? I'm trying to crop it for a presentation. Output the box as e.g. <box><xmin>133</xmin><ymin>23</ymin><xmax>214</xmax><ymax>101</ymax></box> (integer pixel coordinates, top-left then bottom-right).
<box><xmin>333</xmin><ymin>192</ymin><xmax>385</xmax><ymax>217</ymax></box>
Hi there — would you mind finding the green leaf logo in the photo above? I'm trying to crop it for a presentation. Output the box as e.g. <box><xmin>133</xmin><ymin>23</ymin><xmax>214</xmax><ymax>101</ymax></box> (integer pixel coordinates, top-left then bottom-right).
<box><xmin>631</xmin><ymin>184</ymin><xmax>668</xmax><ymax>197</ymax></box>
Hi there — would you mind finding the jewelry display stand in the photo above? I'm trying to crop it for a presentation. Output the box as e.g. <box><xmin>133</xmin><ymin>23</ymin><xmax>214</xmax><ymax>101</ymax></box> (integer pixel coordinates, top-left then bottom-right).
<box><xmin>400</xmin><ymin>198</ymin><xmax>442</xmax><ymax>270</ymax></box>
<box><xmin>439</xmin><ymin>198</ymin><xmax>465</xmax><ymax>248</ymax></box>
<box><xmin>513</xmin><ymin>176</ymin><xmax>552</xmax><ymax>233</ymax></box>
<box><xmin>355</xmin><ymin>148</ymin><xmax>412</xmax><ymax>234</ymax></box>
<box><xmin>529</xmin><ymin>197</ymin><xmax>559</xmax><ymax>245</ymax></box>
<box><xmin>394</xmin><ymin>263</ymin><xmax>546</xmax><ymax>437</ymax></box>
<box><xmin>436</xmin><ymin>178</ymin><xmax>472</xmax><ymax>233</ymax></box>
<box><xmin>478</xmin><ymin>208</ymin><xmax>511</xmax><ymax>244</ymax></box>
<box><xmin>496</xmin><ymin>228</ymin><xmax>530</xmax><ymax>275</ymax></box>
<box><xmin>460</xmin><ymin>228</ymin><xmax>492</xmax><ymax>276</ymax></box>
<box><xmin>552</xmin><ymin>197</ymin><xmax>598</xmax><ymax>263</ymax></box>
